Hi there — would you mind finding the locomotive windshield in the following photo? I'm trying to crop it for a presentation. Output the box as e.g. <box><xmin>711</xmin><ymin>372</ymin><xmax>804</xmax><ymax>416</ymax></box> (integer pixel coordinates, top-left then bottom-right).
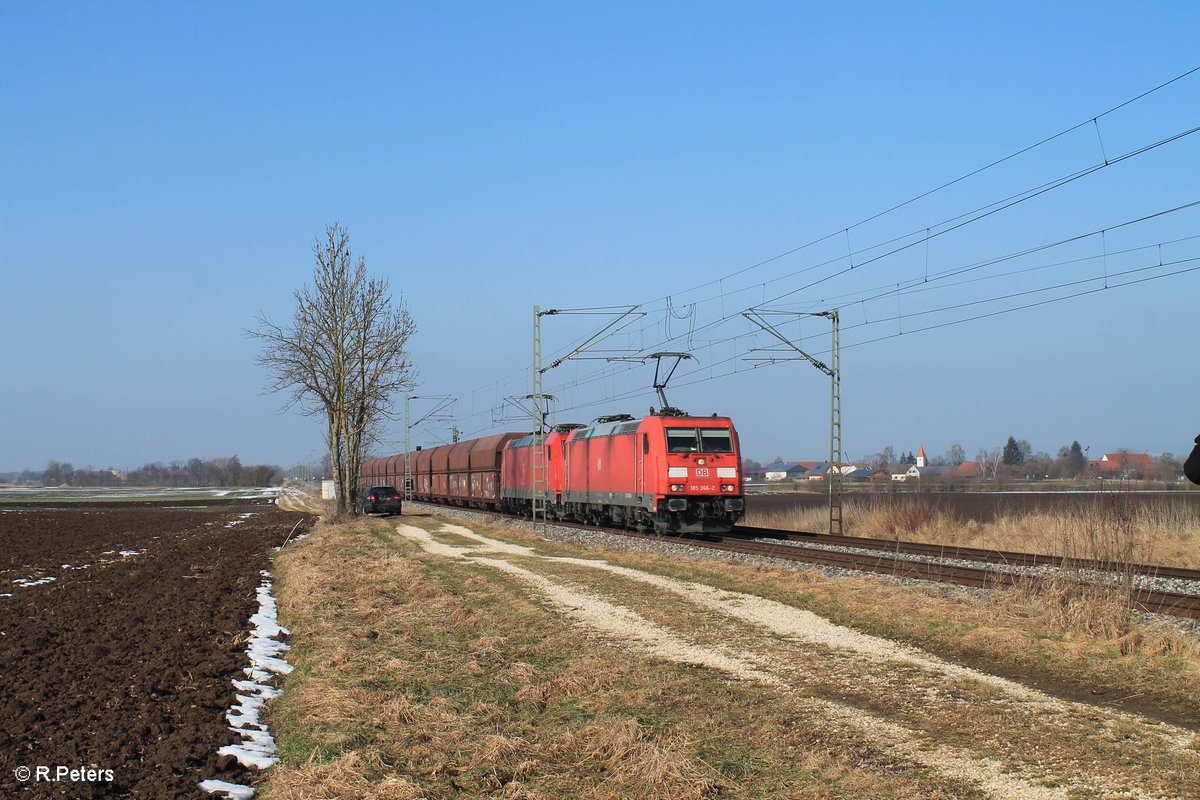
<box><xmin>699</xmin><ymin>428</ymin><xmax>734</xmax><ymax>453</ymax></box>
<box><xmin>665</xmin><ymin>427</ymin><xmax>734</xmax><ymax>453</ymax></box>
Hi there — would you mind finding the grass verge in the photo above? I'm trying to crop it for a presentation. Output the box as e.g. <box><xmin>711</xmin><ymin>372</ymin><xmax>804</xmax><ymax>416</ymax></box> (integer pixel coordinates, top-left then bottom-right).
<box><xmin>749</xmin><ymin>495</ymin><xmax>1200</xmax><ymax>648</ymax></box>
<box><xmin>261</xmin><ymin>514</ymin><xmax>994</xmax><ymax>799</ymax></box>
<box><xmin>458</xmin><ymin>513</ymin><xmax>1200</xmax><ymax>729</ymax></box>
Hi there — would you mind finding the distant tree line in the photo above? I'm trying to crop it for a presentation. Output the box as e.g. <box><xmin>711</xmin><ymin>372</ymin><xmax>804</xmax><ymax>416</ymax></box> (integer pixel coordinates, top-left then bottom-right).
<box><xmin>0</xmin><ymin>468</ymin><xmax>44</xmax><ymax>484</ymax></box>
<box><xmin>12</xmin><ymin>456</ymin><xmax>284</xmax><ymax>487</ymax></box>
<box><xmin>745</xmin><ymin>436</ymin><xmax>1186</xmax><ymax>484</ymax></box>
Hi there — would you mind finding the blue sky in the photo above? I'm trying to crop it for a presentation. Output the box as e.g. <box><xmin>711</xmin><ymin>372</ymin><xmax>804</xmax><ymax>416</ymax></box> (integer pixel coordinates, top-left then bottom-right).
<box><xmin>2</xmin><ymin>2</ymin><xmax>1199</xmax><ymax>471</ymax></box>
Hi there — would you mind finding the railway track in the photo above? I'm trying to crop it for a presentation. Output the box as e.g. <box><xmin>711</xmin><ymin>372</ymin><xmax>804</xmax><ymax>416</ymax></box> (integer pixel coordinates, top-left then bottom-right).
<box><xmin>684</xmin><ymin>529</ymin><xmax>1200</xmax><ymax>620</ymax></box>
<box><xmin>408</xmin><ymin>503</ymin><xmax>1200</xmax><ymax>620</ymax></box>
<box><xmin>735</xmin><ymin>525</ymin><xmax>1200</xmax><ymax>582</ymax></box>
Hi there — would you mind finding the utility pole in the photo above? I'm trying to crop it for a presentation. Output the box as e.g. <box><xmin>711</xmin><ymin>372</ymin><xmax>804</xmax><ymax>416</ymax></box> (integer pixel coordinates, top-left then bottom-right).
<box><xmin>531</xmin><ymin>304</ymin><xmax>644</xmax><ymax>534</ymax></box>
<box><xmin>743</xmin><ymin>308</ymin><xmax>843</xmax><ymax>534</ymax></box>
<box><xmin>532</xmin><ymin>306</ymin><xmax>551</xmax><ymax>531</ymax></box>
<box><xmin>404</xmin><ymin>395</ymin><xmax>412</xmax><ymax>500</ymax></box>
<box><xmin>828</xmin><ymin>310</ymin><xmax>842</xmax><ymax>534</ymax></box>
<box><xmin>403</xmin><ymin>394</ymin><xmax>454</xmax><ymax>502</ymax></box>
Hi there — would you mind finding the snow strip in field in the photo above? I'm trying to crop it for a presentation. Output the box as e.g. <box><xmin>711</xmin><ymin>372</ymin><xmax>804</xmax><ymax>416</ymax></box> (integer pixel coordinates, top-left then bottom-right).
<box><xmin>197</xmin><ymin>780</ymin><xmax>254</xmax><ymax>800</ymax></box>
<box><xmin>199</xmin><ymin>570</ymin><xmax>292</xmax><ymax>798</ymax></box>
<box><xmin>13</xmin><ymin>576</ymin><xmax>57</xmax><ymax>588</ymax></box>
<box><xmin>100</xmin><ymin>549</ymin><xmax>145</xmax><ymax>558</ymax></box>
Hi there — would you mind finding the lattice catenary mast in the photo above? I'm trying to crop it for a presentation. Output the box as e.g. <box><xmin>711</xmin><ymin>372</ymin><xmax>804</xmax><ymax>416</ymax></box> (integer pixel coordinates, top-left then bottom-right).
<box><xmin>743</xmin><ymin>308</ymin><xmax>843</xmax><ymax>534</ymax></box>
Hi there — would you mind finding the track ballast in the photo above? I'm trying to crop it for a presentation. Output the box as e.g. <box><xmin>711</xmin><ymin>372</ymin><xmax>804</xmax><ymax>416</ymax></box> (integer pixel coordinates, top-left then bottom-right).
<box><xmin>405</xmin><ymin>503</ymin><xmax>1200</xmax><ymax>620</ymax></box>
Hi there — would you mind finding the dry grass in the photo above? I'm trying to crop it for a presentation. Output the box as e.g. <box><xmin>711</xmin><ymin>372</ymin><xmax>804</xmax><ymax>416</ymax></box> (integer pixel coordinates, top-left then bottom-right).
<box><xmin>268</xmin><ymin>751</ymin><xmax>426</xmax><ymax>800</ymax></box>
<box><xmin>746</xmin><ymin>494</ymin><xmax>1200</xmax><ymax>568</ymax></box>
<box><xmin>571</xmin><ymin>718</ymin><xmax>718</xmax><ymax>799</ymax></box>
<box><xmin>481</xmin><ymin>512</ymin><xmax>1200</xmax><ymax>727</ymax></box>
<box><xmin>260</xmin><ymin>514</ymin><xmax>981</xmax><ymax>799</ymax></box>
<box><xmin>978</xmin><ymin>500</ymin><xmax>1156</xmax><ymax>639</ymax></box>
<box><xmin>748</xmin><ymin>496</ymin><xmax>1200</xmax><ymax>641</ymax></box>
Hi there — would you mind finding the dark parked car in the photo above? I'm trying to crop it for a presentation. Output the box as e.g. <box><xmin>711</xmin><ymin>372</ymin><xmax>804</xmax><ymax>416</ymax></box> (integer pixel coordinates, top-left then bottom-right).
<box><xmin>357</xmin><ymin>485</ymin><xmax>402</xmax><ymax>515</ymax></box>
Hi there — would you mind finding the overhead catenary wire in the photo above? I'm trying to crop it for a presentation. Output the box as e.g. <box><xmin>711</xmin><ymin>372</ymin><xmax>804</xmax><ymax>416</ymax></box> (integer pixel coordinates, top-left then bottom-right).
<box><xmin>517</xmin><ymin>256</ymin><xmax>1200</xmax><ymax>426</ymax></box>
<box><xmin>449</xmin><ymin>65</ymin><xmax>1200</xmax><ymax>413</ymax></box>
<box><xmin>514</xmin><ymin>200</ymin><xmax>1200</xmax><ymax>404</ymax></box>
<box><xmin>432</xmin><ymin>67</ymin><xmax>1200</xmax><ymax>441</ymax></box>
<box><xmin>451</xmin><ymin>126</ymin><xmax>1200</xmax><ymax>431</ymax></box>
<box><xmin>634</xmin><ymin>63</ymin><xmax>1200</xmax><ymax>306</ymax></box>
<box><xmin>522</xmin><ymin>117</ymin><xmax>1200</xmax><ymax>389</ymax></box>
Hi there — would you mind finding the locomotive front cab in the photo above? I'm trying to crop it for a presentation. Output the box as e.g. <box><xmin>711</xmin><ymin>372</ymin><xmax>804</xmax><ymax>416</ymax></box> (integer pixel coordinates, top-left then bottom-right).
<box><xmin>650</xmin><ymin>416</ymin><xmax>745</xmax><ymax>532</ymax></box>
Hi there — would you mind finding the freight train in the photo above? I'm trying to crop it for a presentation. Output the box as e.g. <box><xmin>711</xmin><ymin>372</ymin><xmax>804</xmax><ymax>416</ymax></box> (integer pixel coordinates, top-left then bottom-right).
<box><xmin>360</xmin><ymin>411</ymin><xmax>744</xmax><ymax>532</ymax></box>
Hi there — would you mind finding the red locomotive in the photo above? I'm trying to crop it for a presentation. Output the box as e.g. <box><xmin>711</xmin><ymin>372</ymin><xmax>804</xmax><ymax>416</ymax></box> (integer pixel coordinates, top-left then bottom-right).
<box><xmin>361</xmin><ymin>411</ymin><xmax>744</xmax><ymax>533</ymax></box>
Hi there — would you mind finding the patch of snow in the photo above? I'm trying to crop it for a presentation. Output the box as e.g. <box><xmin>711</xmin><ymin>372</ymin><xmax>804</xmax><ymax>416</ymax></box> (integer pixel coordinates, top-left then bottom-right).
<box><xmin>232</xmin><ymin>679</ymin><xmax>281</xmax><ymax>699</ymax></box>
<box><xmin>201</xmin><ymin>570</ymin><xmax>292</xmax><ymax>794</ymax></box>
<box><xmin>0</xmin><ymin>486</ymin><xmax>281</xmax><ymax>502</ymax></box>
<box><xmin>198</xmin><ymin>779</ymin><xmax>255</xmax><ymax>800</ymax></box>
<box><xmin>226</xmin><ymin>703</ymin><xmax>262</xmax><ymax>730</ymax></box>
<box><xmin>13</xmin><ymin>576</ymin><xmax>56</xmax><ymax>588</ymax></box>
<box><xmin>217</xmin><ymin>743</ymin><xmax>277</xmax><ymax>770</ymax></box>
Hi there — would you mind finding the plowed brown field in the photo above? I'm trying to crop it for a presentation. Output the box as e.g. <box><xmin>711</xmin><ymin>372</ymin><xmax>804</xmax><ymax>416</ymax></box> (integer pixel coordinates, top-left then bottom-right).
<box><xmin>0</xmin><ymin>499</ymin><xmax>314</xmax><ymax>798</ymax></box>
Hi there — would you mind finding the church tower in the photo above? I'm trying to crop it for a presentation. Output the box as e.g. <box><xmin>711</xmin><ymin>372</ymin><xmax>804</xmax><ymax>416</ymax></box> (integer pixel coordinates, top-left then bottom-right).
<box><xmin>916</xmin><ymin>445</ymin><xmax>927</xmax><ymax>468</ymax></box>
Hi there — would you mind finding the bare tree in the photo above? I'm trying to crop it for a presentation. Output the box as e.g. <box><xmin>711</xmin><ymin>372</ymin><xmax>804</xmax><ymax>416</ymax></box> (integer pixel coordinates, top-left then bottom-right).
<box><xmin>251</xmin><ymin>222</ymin><xmax>417</xmax><ymax>516</ymax></box>
<box><xmin>974</xmin><ymin>447</ymin><xmax>1002</xmax><ymax>481</ymax></box>
<box><xmin>42</xmin><ymin>460</ymin><xmax>74</xmax><ymax>486</ymax></box>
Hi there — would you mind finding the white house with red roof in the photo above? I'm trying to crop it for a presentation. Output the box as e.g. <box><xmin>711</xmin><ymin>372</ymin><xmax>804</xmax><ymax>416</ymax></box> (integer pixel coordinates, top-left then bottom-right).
<box><xmin>1090</xmin><ymin>452</ymin><xmax>1155</xmax><ymax>477</ymax></box>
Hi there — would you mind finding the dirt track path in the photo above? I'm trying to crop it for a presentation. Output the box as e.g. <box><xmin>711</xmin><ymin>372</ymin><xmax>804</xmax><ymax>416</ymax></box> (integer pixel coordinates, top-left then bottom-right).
<box><xmin>395</xmin><ymin>521</ymin><xmax>1200</xmax><ymax>800</ymax></box>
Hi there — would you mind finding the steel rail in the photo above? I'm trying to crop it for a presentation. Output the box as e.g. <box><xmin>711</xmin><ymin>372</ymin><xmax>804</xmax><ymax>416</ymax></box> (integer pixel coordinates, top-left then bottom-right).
<box><xmin>406</xmin><ymin>503</ymin><xmax>1200</xmax><ymax>620</ymax></box>
<box><xmin>671</xmin><ymin>530</ymin><xmax>1200</xmax><ymax>620</ymax></box>
<box><xmin>735</xmin><ymin>525</ymin><xmax>1200</xmax><ymax>582</ymax></box>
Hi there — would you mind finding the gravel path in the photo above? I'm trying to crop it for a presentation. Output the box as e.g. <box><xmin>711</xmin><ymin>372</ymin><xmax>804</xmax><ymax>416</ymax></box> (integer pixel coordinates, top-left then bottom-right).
<box><xmin>394</xmin><ymin>516</ymin><xmax>1200</xmax><ymax>800</ymax></box>
<box><xmin>410</xmin><ymin>502</ymin><xmax>1200</xmax><ymax>631</ymax></box>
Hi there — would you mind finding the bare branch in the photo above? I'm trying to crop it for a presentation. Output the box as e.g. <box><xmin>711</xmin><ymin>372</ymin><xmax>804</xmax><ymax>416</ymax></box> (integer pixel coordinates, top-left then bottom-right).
<box><xmin>247</xmin><ymin>222</ymin><xmax>417</xmax><ymax>515</ymax></box>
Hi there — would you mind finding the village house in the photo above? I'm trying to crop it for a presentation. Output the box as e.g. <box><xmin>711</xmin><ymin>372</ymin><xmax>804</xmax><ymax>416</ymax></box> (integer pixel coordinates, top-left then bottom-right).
<box><xmin>742</xmin><ymin>464</ymin><xmax>766</xmax><ymax>483</ymax></box>
<box><xmin>1089</xmin><ymin>452</ymin><xmax>1156</xmax><ymax>478</ymax></box>
<box><xmin>759</xmin><ymin>446</ymin><xmax>986</xmax><ymax>485</ymax></box>
<box><xmin>889</xmin><ymin>446</ymin><xmax>974</xmax><ymax>481</ymax></box>
<box><xmin>890</xmin><ymin>445</ymin><xmax>931</xmax><ymax>481</ymax></box>
<box><xmin>763</xmin><ymin>461</ymin><xmax>818</xmax><ymax>482</ymax></box>
<box><xmin>802</xmin><ymin>463</ymin><xmax>865</xmax><ymax>481</ymax></box>
<box><xmin>845</xmin><ymin>467</ymin><xmax>889</xmax><ymax>481</ymax></box>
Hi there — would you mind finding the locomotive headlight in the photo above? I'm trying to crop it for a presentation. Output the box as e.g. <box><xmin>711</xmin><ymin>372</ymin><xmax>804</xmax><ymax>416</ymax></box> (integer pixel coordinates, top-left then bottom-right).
<box><xmin>721</xmin><ymin>484</ymin><xmax>734</xmax><ymax>492</ymax></box>
<box><xmin>670</xmin><ymin>484</ymin><xmax>684</xmax><ymax>492</ymax></box>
